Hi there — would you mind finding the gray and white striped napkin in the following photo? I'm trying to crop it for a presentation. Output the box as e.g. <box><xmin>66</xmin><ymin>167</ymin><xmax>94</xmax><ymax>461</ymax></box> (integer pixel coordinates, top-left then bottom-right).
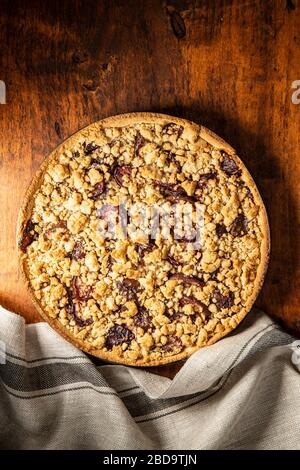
<box><xmin>0</xmin><ymin>305</ymin><xmax>299</xmax><ymax>450</ymax></box>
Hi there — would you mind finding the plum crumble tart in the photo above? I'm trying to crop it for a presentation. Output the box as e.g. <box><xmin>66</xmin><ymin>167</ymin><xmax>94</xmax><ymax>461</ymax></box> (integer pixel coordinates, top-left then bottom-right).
<box><xmin>18</xmin><ymin>113</ymin><xmax>270</xmax><ymax>366</ymax></box>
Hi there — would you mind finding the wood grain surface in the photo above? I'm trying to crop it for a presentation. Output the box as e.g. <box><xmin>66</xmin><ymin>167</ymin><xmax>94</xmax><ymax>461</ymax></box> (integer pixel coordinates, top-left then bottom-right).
<box><xmin>0</xmin><ymin>0</ymin><xmax>299</xmax><ymax>377</ymax></box>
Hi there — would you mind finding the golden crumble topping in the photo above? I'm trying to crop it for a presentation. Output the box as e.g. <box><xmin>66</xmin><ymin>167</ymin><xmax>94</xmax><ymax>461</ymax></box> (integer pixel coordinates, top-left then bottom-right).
<box><xmin>18</xmin><ymin>115</ymin><xmax>268</xmax><ymax>365</ymax></box>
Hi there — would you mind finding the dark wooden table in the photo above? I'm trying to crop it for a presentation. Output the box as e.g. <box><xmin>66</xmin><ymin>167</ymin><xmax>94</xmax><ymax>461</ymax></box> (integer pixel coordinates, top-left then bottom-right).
<box><xmin>0</xmin><ymin>0</ymin><xmax>299</xmax><ymax>377</ymax></box>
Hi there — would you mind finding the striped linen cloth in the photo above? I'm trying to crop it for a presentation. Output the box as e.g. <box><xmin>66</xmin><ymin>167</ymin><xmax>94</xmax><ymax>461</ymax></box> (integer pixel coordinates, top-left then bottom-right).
<box><xmin>0</xmin><ymin>305</ymin><xmax>300</xmax><ymax>450</ymax></box>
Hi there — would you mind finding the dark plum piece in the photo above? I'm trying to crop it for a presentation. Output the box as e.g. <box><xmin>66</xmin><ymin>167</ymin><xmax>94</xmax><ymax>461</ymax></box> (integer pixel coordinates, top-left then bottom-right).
<box><xmin>197</xmin><ymin>172</ymin><xmax>218</xmax><ymax>189</ymax></box>
<box><xmin>106</xmin><ymin>254</ymin><xmax>113</xmax><ymax>272</ymax></box>
<box><xmin>133</xmin><ymin>307</ymin><xmax>152</xmax><ymax>331</ymax></box>
<box><xmin>65</xmin><ymin>284</ymin><xmax>93</xmax><ymax>327</ymax></box>
<box><xmin>169</xmin><ymin>273</ymin><xmax>204</xmax><ymax>287</ymax></box>
<box><xmin>105</xmin><ymin>324</ymin><xmax>135</xmax><ymax>350</ymax></box>
<box><xmin>168</xmin><ymin>311</ymin><xmax>183</xmax><ymax>322</ymax></box>
<box><xmin>221</xmin><ymin>155</ymin><xmax>242</xmax><ymax>177</ymax></box>
<box><xmin>117</xmin><ymin>278</ymin><xmax>141</xmax><ymax>301</ymax></box>
<box><xmin>165</xmin><ymin>151</ymin><xmax>182</xmax><ymax>172</ymax></box>
<box><xmin>90</xmin><ymin>157</ymin><xmax>102</xmax><ymax>168</ymax></box>
<box><xmin>117</xmin><ymin>278</ymin><xmax>140</xmax><ymax>292</ymax></box>
<box><xmin>20</xmin><ymin>220</ymin><xmax>38</xmax><ymax>252</ymax></box>
<box><xmin>162</xmin><ymin>122</ymin><xmax>184</xmax><ymax>138</ymax></box>
<box><xmin>239</xmin><ymin>181</ymin><xmax>254</xmax><ymax>201</ymax></box>
<box><xmin>66</xmin><ymin>302</ymin><xmax>93</xmax><ymax>327</ymax></box>
<box><xmin>211</xmin><ymin>289</ymin><xmax>234</xmax><ymax>310</ymax></box>
<box><xmin>230</xmin><ymin>214</ymin><xmax>248</xmax><ymax>237</ymax></box>
<box><xmin>90</xmin><ymin>182</ymin><xmax>105</xmax><ymax>200</ymax></box>
<box><xmin>71</xmin><ymin>276</ymin><xmax>92</xmax><ymax>301</ymax></box>
<box><xmin>209</xmin><ymin>268</ymin><xmax>220</xmax><ymax>281</ymax></box>
<box><xmin>199</xmin><ymin>171</ymin><xmax>218</xmax><ymax>182</ymax></box>
<box><xmin>134</xmin><ymin>132</ymin><xmax>147</xmax><ymax>157</ymax></box>
<box><xmin>44</xmin><ymin>220</ymin><xmax>68</xmax><ymax>239</ymax></box>
<box><xmin>52</xmin><ymin>220</ymin><xmax>67</xmax><ymax>229</ymax></box>
<box><xmin>162</xmin><ymin>335</ymin><xmax>183</xmax><ymax>352</ymax></box>
<box><xmin>136</xmin><ymin>241</ymin><xmax>155</xmax><ymax>258</ymax></box>
<box><xmin>121</xmin><ymin>278</ymin><xmax>140</xmax><ymax>290</ymax></box>
<box><xmin>154</xmin><ymin>180</ymin><xmax>177</xmax><ymax>190</ymax></box>
<box><xmin>113</xmin><ymin>164</ymin><xmax>132</xmax><ymax>186</ymax></box>
<box><xmin>216</xmin><ymin>223</ymin><xmax>227</xmax><ymax>238</ymax></box>
<box><xmin>246</xmin><ymin>187</ymin><xmax>254</xmax><ymax>201</ymax></box>
<box><xmin>71</xmin><ymin>240</ymin><xmax>85</xmax><ymax>260</ymax></box>
<box><xmin>166</xmin><ymin>255</ymin><xmax>181</xmax><ymax>267</ymax></box>
<box><xmin>154</xmin><ymin>180</ymin><xmax>198</xmax><ymax>203</ymax></box>
<box><xmin>83</xmin><ymin>141</ymin><xmax>100</xmax><ymax>155</ymax></box>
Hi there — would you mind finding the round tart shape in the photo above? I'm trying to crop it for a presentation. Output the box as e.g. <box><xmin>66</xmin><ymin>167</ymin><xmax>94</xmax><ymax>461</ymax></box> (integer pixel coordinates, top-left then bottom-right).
<box><xmin>17</xmin><ymin>113</ymin><xmax>270</xmax><ymax>366</ymax></box>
